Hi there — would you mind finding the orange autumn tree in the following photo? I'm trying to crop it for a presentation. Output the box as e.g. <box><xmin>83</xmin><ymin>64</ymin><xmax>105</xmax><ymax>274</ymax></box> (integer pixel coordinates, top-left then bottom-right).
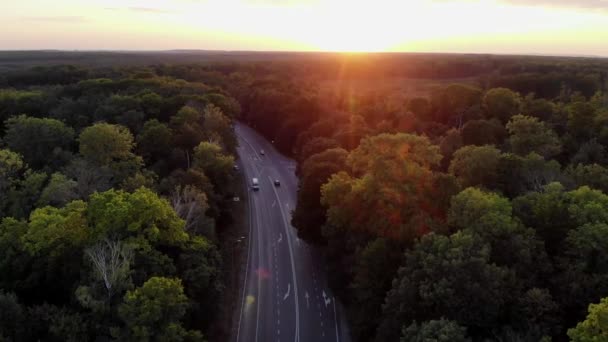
<box><xmin>321</xmin><ymin>133</ymin><xmax>443</xmax><ymax>241</ymax></box>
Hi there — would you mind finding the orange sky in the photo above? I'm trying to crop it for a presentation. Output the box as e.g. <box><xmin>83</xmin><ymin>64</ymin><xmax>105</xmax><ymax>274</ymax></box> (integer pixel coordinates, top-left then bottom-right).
<box><xmin>1</xmin><ymin>0</ymin><xmax>608</xmax><ymax>55</ymax></box>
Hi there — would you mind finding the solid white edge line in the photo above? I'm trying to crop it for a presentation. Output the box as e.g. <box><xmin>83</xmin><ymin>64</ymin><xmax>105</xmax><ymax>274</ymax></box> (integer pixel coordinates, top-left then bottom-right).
<box><xmin>235</xmin><ymin>154</ymin><xmax>254</xmax><ymax>342</ymax></box>
<box><xmin>333</xmin><ymin>299</ymin><xmax>340</xmax><ymax>342</ymax></box>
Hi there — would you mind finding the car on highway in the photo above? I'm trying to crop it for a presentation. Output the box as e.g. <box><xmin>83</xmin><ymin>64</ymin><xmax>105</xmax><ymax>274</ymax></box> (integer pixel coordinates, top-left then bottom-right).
<box><xmin>274</xmin><ymin>179</ymin><xmax>280</xmax><ymax>186</ymax></box>
<box><xmin>260</xmin><ymin>149</ymin><xmax>265</xmax><ymax>156</ymax></box>
<box><xmin>252</xmin><ymin>177</ymin><xmax>260</xmax><ymax>191</ymax></box>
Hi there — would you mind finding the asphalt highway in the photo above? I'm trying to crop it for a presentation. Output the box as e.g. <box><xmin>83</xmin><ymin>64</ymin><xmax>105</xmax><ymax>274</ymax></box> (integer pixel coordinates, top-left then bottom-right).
<box><xmin>234</xmin><ymin>123</ymin><xmax>350</xmax><ymax>342</ymax></box>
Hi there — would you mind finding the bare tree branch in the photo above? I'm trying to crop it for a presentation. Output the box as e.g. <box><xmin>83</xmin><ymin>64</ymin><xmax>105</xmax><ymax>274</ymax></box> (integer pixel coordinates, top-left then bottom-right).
<box><xmin>171</xmin><ymin>185</ymin><xmax>209</xmax><ymax>233</ymax></box>
<box><xmin>85</xmin><ymin>239</ymin><xmax>132</xmax><ymax>299</ymax></box>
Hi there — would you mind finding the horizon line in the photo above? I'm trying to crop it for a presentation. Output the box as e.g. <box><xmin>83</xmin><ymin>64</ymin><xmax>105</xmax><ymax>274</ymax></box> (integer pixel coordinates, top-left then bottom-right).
<box><xmin>0</xmin><ymin>49</ymin><xmax>606</xmax><ymax>59</ymax></box>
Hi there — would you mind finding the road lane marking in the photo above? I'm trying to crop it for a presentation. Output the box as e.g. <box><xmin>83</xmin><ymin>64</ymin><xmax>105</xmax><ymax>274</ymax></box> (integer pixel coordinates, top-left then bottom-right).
<box><xmin>305</xmin><ymin>292</ymin><xmax>310</xmax><ymax>308</ymax></box>
<box><xmin>272</xmin><ymin>200</ymin><xmax>276</xmax><ymax>207</ymax></box>
<box><xmin>333</xmin><ymin>299</ymin><xmax>340</xmax><ymax>342</ymax></box>
<box><xmin>283</xmin><ymin>283</ymin><xmax>291</xmax><ymax>301</ymax></box>
<box><xmin>268</xmin><ymin>176</ymin><xmax>300</xmax><ymax>342</ymax></box>
<box><xmin>323</xmin><ymin>290</ymin><xmax>332</xmax><ymax>307</ymax></box>
<box><xmin>253</xmin><ymin>191</ymin><xmax>264</xmax><ymax>342</ymax></box>
<box><xmin>277</xmin><ymin>233</ymin><xmax>283</xmax><ymax>243</ymax></box>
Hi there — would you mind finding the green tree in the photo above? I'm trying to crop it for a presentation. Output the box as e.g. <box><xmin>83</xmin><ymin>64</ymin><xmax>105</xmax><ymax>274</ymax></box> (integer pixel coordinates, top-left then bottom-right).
<box><xmin>4</xmin><ymin>115</ymin><xmax>75</xmax><ymax>170</ymax></box>
<box><xmin>376</xmin><ymin>232</ymin><xmax>515</xmax><ymax>342</ymax></box>
<box><xmin>202</xmin><ymin>104</ymin><xmax>236</xmax><ymax>153</ymax></box>
<box><xmin>449</xmin><ymin>145</ymin><xmax>501</xmax><ymax>189</ymax></box>
<box><xmin>192</xmin><ymin>141</ymin><xmax>234</xmax><ymax>194</ymax></box>
<box><xmin>448</xmin><ymin>187</ymin><xmax>511</xmax><ymax>229</ymax></box>
<box><xmin>566</xmin><ymin>164</ymin><xmax>608</xmax><ymax>194</ymax></box>
<box><xmin>513</xmin><ymin>182</ymin><xmax>572</xmax><ymax>255</ymax></box>
<box><xmin>0</xmin><ymin>218</ymin><xmax>30</xmax><ymax>293</ymax></box>
<box><xmin>22</xmin><ymin>200</ymin><xmax>89</xmax><ymax>257</ymax></box>
<box><xmin>293</xmin><ymin>148</ymin><xmax>348</xmax><ymax>243</ymax></box>
<box><xmin>170</xmin><ymin>106</ymin><xmax>205</xmax><ymax>161</ymax></box>
<box><xmin>567</xmin><ymin>101</ymin><xmax>597</xmax><ymax>143</ymax></box>
<box><xmin>483</xmin><ymin>87</ymin><xmax>522</xmax><ymax>123</ymax></box>
<box><xmin>558</xmin><ymin>222</ymin><xmax>608</xmax><ymax>318</ymax></box>
<box><xmin>439</xmin><ymin>128</ymin><xmax>463</xmax><ymax>168</ymax></box>
<box><xmin>350</xmin><ymin>238</ymin><xmax>403</xmax><ymax>341</ymax></box>
<box><xmin>117</xmin><ymin>277</ymin><xmax>203</xmax><ymax>341</ymax></box>
<box><xmin>461</xmin><ymin>119</ymin><xmax>506</xmax><ymax>147</ymax></box>
<box><xmin>5</xmin><ymin>170</ymin><xmax>48</xmax><ymax>219</ymax></box>
<box><xmin>401</xmin><ymin>319</ymin><xmax>471</xmax><ymax>342</ymax></box>
<box><xmin>298</xmin><ymin>137</ymin><xmax>340</xmax><ymax>165</ymax></box>
<box><xmin>79</xmin><ymin>123</ymin><xmax>137</xmax><ymax>166</ymax></box>
<box><xmin>568</xmin><ymin>297</ymin><xmax>608</xmax><ymax>341</ymax></box>
<box><xmin>37</xmin><ymin>172</ymin><xmax>78</xmax><ymax>207</ymax></box>
<box><xmin>507</xmin><ymin>114</ymin><xmax>561</xmax><ymax>158</ymax></box>
<box><xmin>322</xmin><ymin>133</ymin><xmax>441</xmax><ymax>240</ymax></box>
<box><xmin>495</xmin><ymin>152</ymin><xmax>562</xmax><ymax>197</ymax></box>
<box><xmin>0</xmin><ymin>149</ymin><xmax>26</xmax><ymax>214</ymax></box>
<box><xmin>522</xmin><ymin>95</ymin><xmax>557</xmax><ymax>122</ymax></box>
<box><xmin>566</xmin><ymin>186</ymin><xmax>608</xmax><ymax>226</ymax></box>
<box><xmin>449</xmin><ymin>188</ymin><xmax>550</xmax><ymax>281</ymax></box>
<box><xmin>431</xmin><ymin>84</ymin><xmax>482</xmax><ymax>125</ymax></box>
<box><xmin>0</xmin><ymin>291</ymin><xmax>27</xmax><ymax>341</ymax></box>
<box><xmin>136</xmin><ymin>119</ymin><xmax>173</xmax><ymax>165</ymax></box>
<box><xmin>518</xmin><ymin>288</ymin><xmax>560</xmax><ymax>339</ymax></box>
<box><xmin>79</xmin><ymin>123</ymin><xmax>142</xmax><ymax>184</ymax></box>
<box><xmin>571</xmin><ymin>139</ymin><xmax>607</xmax><ymax>165</ymax></box>
<box><xmin>87</xmin><ymin>187</ymin><xmax>188</xmax><ymax>246</ymax></box>
<box><xmin>177</xmin><ymin>236</ymin><xmax>223</xmax><ymax>329</ymax></box>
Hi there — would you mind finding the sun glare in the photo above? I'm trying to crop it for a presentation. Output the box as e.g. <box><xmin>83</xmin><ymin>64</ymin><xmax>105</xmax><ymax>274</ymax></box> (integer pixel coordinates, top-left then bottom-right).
<box><xmin>302</xmin><ymin>0</ymin><xmax>418</xmax><ymax>52</ymax></box>
<box><xmin>1</xmin><ymin>0</ymin><xmax>607</xmax><ymax>54</ymax></box>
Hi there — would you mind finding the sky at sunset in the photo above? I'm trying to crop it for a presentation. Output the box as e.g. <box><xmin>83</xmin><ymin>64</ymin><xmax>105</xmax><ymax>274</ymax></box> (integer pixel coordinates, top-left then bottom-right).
<box><xmin>2</xmin><ymin>0</ymin><xmax>608</xmax><ymax>55</ymax></box>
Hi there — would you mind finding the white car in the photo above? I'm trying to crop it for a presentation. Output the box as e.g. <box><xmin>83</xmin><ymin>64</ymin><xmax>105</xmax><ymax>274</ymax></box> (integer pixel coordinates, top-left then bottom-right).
<box><xmin>260</xmin><ymin>149</ymin><xmax>265</xmax><ymax>156</ymax></box>
<box><xmin>274</xmin><ymin>179</ymin><xmax>281</xmax><ymax>186</ymax></box>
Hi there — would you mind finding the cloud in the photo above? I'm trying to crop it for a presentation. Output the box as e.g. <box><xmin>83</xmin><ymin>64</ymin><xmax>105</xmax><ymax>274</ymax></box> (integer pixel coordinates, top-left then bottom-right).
<box><xmin>22</xmin><ymin>16</ymin><xmax>88</xmax><ymax>23</ymax></box>
<box><xmin>127</xmin><ymin>7</ymin><xmax>174</xmax><ymax>13</ymax></box>
<box><xmin>102</xmin><ymin>7</ymin><xmax>174</xmax><ymax>14</ymax></box>
<box><xmin>500</xmin><ymin>0</ymin><xmax>608</xmax><ymax>10</ymax></box>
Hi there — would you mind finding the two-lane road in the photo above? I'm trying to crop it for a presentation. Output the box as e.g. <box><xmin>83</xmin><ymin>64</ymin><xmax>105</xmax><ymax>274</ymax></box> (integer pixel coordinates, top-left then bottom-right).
<box><xmin>234</xmin><ymin>123</ymin><xmax>349</xmax><ymax>342</ymax></box>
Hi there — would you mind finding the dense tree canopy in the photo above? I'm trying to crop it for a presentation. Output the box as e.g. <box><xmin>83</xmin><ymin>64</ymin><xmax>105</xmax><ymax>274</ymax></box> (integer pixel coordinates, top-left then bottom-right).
<box><xmin>0</xmin><ymin>63</ymin><xmax>237</xmax><ymax>341</ymax></box>
<box><xmin>215</xmin><ymin>54</ymin><xmax>608</xmax><ymax>342</ymax></box>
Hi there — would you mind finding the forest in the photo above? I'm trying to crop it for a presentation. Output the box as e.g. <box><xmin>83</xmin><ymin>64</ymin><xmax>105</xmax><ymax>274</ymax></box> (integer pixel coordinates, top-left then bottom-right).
<box><xmin>190</xmin><ymin>53</ymin><xmax>606</xmax><ymax>342</ymax></box>
<box><xmin>0</xmin><ymin>62</ymin><xmax>240</xmax><ymax>341</ymax></box>
<box><xmin>1</xmin><ymin>52</ymin><xmax>608</xmax><ymax>341</ymax></box>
